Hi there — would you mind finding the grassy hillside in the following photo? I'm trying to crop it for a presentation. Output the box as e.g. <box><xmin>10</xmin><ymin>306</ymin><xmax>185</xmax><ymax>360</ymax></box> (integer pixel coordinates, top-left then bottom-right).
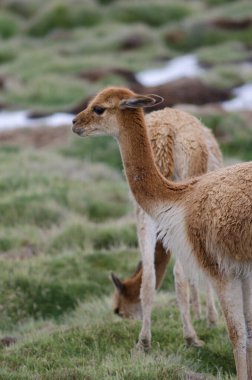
<box><xmin>0</xmin><ymin>130</ymin><xmax>236</xmax><ymax>379</ymax></box>
<box><xmin>0</xmin><ymin>0</ymin><xmax>251</xmax><ymax>378</ymax></box>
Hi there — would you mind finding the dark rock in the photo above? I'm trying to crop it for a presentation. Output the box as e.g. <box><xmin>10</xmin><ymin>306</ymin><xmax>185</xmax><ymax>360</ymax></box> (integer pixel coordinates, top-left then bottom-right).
<box><xmin>119</xmin><ymin>34</ymin><xmax>147</xmax><ymax>51</ymax></box>
<box><xmin>78</xmin><ymin>67</ymin><xmax>137</xmax><ymax>84</ymax></box>
<box><xmin>28</xmin><ymin>110</ymin><xmax>54</xmax><ymax>119</ymax></box>
<box><xmin>130</xmin><ymin>77</ymin><xmax>232</xmax><ymax>112</ymax></box>
<box><xmin>0</xmin><ymin>75</ymin><xmax>5</xmax><ymax>90</ymax></box>
<box><xmin>210</xmin><ymin>18</ymin><xmax>252</xmax><ymax>30</ymax></box>
<box><xmin>1</xmin><ymin>336</ymin><xmax>17</xmax><ymax>347</ymax></box>
<box><xmin>165</xmin><ymin>29</ymin><xmax>186</xmax><ymax>45</ymax></box>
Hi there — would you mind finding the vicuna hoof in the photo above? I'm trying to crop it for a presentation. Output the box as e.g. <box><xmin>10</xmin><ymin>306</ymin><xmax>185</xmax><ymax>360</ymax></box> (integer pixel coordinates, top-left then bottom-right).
<box><xmin>186</xmin><ymin>336</ymin><xmax>204</xmax><ymax>348</ymax></box>
<box><xmin>136</xmin><ymin>338</ymin><xmax>151</xmax><ymax>353</ymax></box>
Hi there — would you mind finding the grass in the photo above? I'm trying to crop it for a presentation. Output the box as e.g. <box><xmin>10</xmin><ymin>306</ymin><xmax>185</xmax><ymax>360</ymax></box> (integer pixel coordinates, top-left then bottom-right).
<box><xmin>0</xmin><ymin>0</ymin><xmax>250</xmax><ymax>378</ymax></box>
<box><xmin>110</xmin><ymin>2</ymin><xmax>193</xmax><ymax>27</ymax></box>
<box><xmin>0</xmin><ymin>10</ymin><xmax>21</xmax><ymax>39</ymax></box>
<box><xmin>28</xmin><ymin>2</ymin><xmax>102</xmax><ymax>37</ymax></box>
<box><xmin>196</xmin><ymin>111</ymin><xmax>252</xmax><ymax>161</ymax></box>
<box><xmin>0</xmin><ymin>295</ymin><xmax>236</xmax><ymax>379</ymax></box>
<box><xmin>0</xmin><ymin>129</ymin><xmax>239</xmax><ymax>379</ymax></box>
<box><xmin>0</xmin><ymin>0</ymin><xmax>251</xmax><ymax>112</ymax></box>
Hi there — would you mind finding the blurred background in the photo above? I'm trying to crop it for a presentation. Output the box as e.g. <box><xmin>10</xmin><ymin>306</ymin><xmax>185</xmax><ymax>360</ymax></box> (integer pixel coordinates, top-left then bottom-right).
<box><xmin>0</xmin><ymin>1</ymin><xmax>251</xmax><ymax>379</ymax></box>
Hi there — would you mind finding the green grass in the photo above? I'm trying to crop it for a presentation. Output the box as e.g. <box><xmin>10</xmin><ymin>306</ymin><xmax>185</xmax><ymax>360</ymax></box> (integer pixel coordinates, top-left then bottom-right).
<box><xmin>0</xmin><ymin>295</ymin><xmax>236</xmax><ymax>379</ymax></box>
<box><xmin>197</xmin><ymin>111</ymin><xmax>252</xmax><ymax>161</ymax></box>
<box><xmin>61</xmin><ymin>136</ymin><xmax>123</xmax><ymax>170</ymax></box>
<box><xmin>0</xmin><ymin>10</ymin><xmax>21</xmax><ymax>38</ymax></box>
<box><xmin>110</xmin><ymin>2</ymin><xmax>192</xmax><ymax>27</ymax></box>
<box><xmin>0</xmin><ymin>0</ymin><xmax>250</xmax><ymax>377</ymax></box>
<box><xmin>1</xmin><ymin>0</ymin><xmax>251</xmax><ymax>113</ymax></box>
<box><xmin>0</xmin><ymin>130</ymin><xmax>239</xmax><ymax>379</ymax></box>
<box><xmin>28</xmin><ymin>2</ymin><xmax>102</xmax><ymax>37</ymax></box>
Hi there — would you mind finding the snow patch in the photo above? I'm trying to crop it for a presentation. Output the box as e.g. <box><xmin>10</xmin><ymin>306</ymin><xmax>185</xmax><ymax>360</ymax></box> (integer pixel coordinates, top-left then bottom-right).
<box><xmin>135</xmin><ymin>55</ymin><xmax>204</xmax><ymax>87</ymax></box>
<box><xmin>0</xmin><ymin>111</ymin><xmax>74</xmax><ymax>131</ymax></box>
<box><xmin>222</xmin><ymin>83</ymin><xmax>252</xmax><ymax>111</ymax></box>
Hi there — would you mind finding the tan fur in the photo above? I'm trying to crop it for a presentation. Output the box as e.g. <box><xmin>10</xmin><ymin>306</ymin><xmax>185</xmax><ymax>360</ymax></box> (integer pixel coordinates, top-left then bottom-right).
<box><xmin>73</xmin><ymin>87</ymin><xmax>252</xmax><ymax>379</ymax></box>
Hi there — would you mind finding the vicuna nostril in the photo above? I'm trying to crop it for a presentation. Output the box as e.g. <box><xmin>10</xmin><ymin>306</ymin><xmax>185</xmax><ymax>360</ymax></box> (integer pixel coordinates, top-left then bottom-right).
<box><xmin>72</xmin><ymin>118</ymin><xmax>77</xmax><ymax>125</ymax></box>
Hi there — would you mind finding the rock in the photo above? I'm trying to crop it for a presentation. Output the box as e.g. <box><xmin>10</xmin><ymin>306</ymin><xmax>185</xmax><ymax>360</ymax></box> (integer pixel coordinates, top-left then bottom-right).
<box><xmin>78</xmin><ymin>67</ymin><xmax>137</xmax><ymax>83</ymax></box>
<box><xmin>0</xmin><ymin>75</ymin><xmax>5</xmax><ymax>89</ymax></box>
<box><xmin>119</xmin><ymin>34</ymin><xmax>147</xmax><ymax>51</ymax></box>
<box><xmin>210</xmin><ymin>17</ymin><xmax>252</xmax><ymax>30</ymax></box>
<box><xmin>1</xmin><ymin>336</ymin><xmax>17</xmax><ymax>347</ymax></box>
<box><xmin>130</xmin><ymin>77</ymin><xmax>232</xmax><ymax>112</ymax></box>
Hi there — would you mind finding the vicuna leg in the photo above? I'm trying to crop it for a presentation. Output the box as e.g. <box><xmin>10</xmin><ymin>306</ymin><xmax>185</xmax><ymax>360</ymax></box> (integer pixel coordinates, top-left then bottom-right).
<box><xmin>189</xmin><ymin>280</ymin><xmax>201</xmax><ymax>320</ymax></box>
<box><xmin>173</xmin><ymin>260</ymin><xmax>204</xmax><ymax>347</ymax></box>
<box><xmin>213</xmin><ymin>278</ymin><xmax>247</xmax><ymax>380</ymax></box>
<box><xmin>206</xmin><ymin>281</ymin><xmax>218</xmax><ymax>328</ymax></box>
<box><xmin>135</xmin><ymin>206</ymin><xmax>156</xmax><ymax>351</ymax></box>
<box><xmin>242</xmin><ymin>276</ymin><xmax>252</xmax><ymax>379</ymax></box>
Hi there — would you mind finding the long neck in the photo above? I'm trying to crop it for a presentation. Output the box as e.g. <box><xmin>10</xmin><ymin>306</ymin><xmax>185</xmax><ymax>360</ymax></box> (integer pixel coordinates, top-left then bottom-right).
<box><xmin>117</xmin><ymin>109</ymin><xmax>190</xmax><ymax>216</ymax></box>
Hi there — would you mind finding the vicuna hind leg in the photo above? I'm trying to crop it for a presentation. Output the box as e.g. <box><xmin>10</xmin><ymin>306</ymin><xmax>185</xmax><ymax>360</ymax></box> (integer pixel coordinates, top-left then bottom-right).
<box><xmin>189</xmin><ymin>280</ymin><xmax>201</xmax><ymax>320</ymax></box>
<box><xmin>212</xmin><ymin>278</ymin><xmax>247</xmax><ymax>380</ymax></box>
<box><xmin>242</xmin><ymin>276</ymin><xmax>252</xmax><ymax>379</ymax></box>
<box><xmin>135</xmin><ymin>206</ymin><xmax>156</xmax><ymax>352</ymax></box>
<box><xmin>206</xmin><ymin>281</ymin><xmax>218</xmax><ymax>327</ymax></box>
<box><xmin>173</xmin><ymin>260</ymin><xmax>204</xmax><ymax>347</ymax></box>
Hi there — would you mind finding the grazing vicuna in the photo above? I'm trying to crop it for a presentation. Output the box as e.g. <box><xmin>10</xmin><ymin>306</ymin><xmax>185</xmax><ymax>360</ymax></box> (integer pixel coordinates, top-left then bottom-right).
<box><xmin>72</xmin><ymin>87</ymin><xmax>252</xmax><ymax>380</ymax></box>
<box><xmin>110</xmin><ymin>107</ymin><xmax>221</xmax><ymax>347</ymax></box>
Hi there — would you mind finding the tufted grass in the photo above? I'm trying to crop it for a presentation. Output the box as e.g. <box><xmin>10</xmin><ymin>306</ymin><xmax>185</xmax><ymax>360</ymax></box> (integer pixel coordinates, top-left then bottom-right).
<box><xmin>110</xmin><ymin>2</ymin><xmax>193</xmax><ymax>27</ymax></box>
<box><xmin>0</xmin><ymin>124</ymin><xmax>242</xmax><ymax>378</ymax></box>
<box><xmin>0</xmin><ymin>125</ymin><xmax>240</xmax><ymax>378</ymax></box>
<box><xmin>0</xmin><ymin>0</ymin><xmax>250</xmax><ymax>377</ymax></box>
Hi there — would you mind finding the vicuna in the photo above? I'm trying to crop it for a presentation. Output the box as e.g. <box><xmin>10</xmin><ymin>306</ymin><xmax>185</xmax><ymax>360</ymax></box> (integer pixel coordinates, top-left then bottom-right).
<box><xmin>73</xmin><ymin>87</ymin><xmax>252</xmax><ymax>380</ymax></box>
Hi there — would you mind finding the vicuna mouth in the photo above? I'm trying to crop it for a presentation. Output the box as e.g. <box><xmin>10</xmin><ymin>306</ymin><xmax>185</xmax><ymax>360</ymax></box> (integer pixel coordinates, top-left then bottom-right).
<box><xmin>72</xmin><ymin>126</ymin><xmax>84</xmax><ymax>136</ymax></box>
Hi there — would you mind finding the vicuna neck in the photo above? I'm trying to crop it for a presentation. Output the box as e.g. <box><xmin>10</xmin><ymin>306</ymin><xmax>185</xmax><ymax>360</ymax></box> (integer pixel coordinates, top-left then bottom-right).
<box><xmin>117</xmin><ymin>109</ymin><xmax>190</xmax><ymax>216</ymax></box>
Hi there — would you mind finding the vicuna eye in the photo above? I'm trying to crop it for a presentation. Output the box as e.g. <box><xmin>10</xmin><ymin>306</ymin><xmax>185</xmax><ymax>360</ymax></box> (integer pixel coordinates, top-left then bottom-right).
<box><xmin>93</xmin><ymin>106</ymin><xmax>105</xmax><ymax>115</ymax></box>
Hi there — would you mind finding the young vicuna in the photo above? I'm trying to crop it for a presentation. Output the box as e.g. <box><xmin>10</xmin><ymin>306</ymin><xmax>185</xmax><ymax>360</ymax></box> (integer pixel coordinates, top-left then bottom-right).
<box><xmin>73</xmin><ymin>87</ymin><xmax>252</xmax><ymax>380</ymax></box>
<box><xmin>110</xmin><ymin>107</ymin><xmax>222</xmax><ymax>347</ymax></box>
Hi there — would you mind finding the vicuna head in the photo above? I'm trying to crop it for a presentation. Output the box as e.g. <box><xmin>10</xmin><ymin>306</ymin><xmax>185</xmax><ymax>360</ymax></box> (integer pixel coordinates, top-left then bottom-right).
<box><xmin>72</xmin><ymin>87</ymin><xmax>163</xmax><ymax>138</ymax></box>
<box><xmin>110</xmin><ymin>264</ymin><xmax>143</xmax><ymax>320</ymax></box>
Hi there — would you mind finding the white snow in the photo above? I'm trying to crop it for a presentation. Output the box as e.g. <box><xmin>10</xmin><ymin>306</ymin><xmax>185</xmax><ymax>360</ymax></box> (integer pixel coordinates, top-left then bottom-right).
<box><xmin>0</xmin><ymin>111</ymin><xmax>74</xmax><ymax>131</ymax></box>
<box><xmin>222</xmin><ymin>83</ymin><xmax>252</xmax><ymax>111</ymax></box>
<box><xmin>135</xmin><ymin>54</ymin><xmax>204</xmax><ymax>87</ymax></box>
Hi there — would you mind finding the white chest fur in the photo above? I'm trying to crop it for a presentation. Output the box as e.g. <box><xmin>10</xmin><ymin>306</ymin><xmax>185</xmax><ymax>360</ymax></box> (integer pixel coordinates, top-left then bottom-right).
<box><xmin>155</xmin><ymin>203</ymin><xmax>199</xmax><ymax>280</ymax></box>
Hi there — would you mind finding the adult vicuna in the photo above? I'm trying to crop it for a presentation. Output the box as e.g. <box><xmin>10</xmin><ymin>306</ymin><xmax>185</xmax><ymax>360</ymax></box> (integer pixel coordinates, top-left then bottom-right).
<box><xmin>72</xmin><ymin>87</ymin><xmax>252</xmax><ymax>379</ymax></box>
<box><xmin>110</xmin><ymin>106</ymin><xmax>221</xmax><ymax>347</ymax></box>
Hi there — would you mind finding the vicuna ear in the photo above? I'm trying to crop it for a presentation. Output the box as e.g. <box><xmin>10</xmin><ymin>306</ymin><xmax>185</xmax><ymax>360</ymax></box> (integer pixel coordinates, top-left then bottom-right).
<box><xmin>110</xmin><ymin>272</ymin><xmax>125</xmax><ymax>294</ymax></box>
<box><xmin>120</xmin><ymin>94</ymin><xmax>164</xmax><ymax>109</ymax></box>
<box><xmin>133</xmin><ymin>260</ymin><xmax>143</xmax><ymax>276</ymax></box>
